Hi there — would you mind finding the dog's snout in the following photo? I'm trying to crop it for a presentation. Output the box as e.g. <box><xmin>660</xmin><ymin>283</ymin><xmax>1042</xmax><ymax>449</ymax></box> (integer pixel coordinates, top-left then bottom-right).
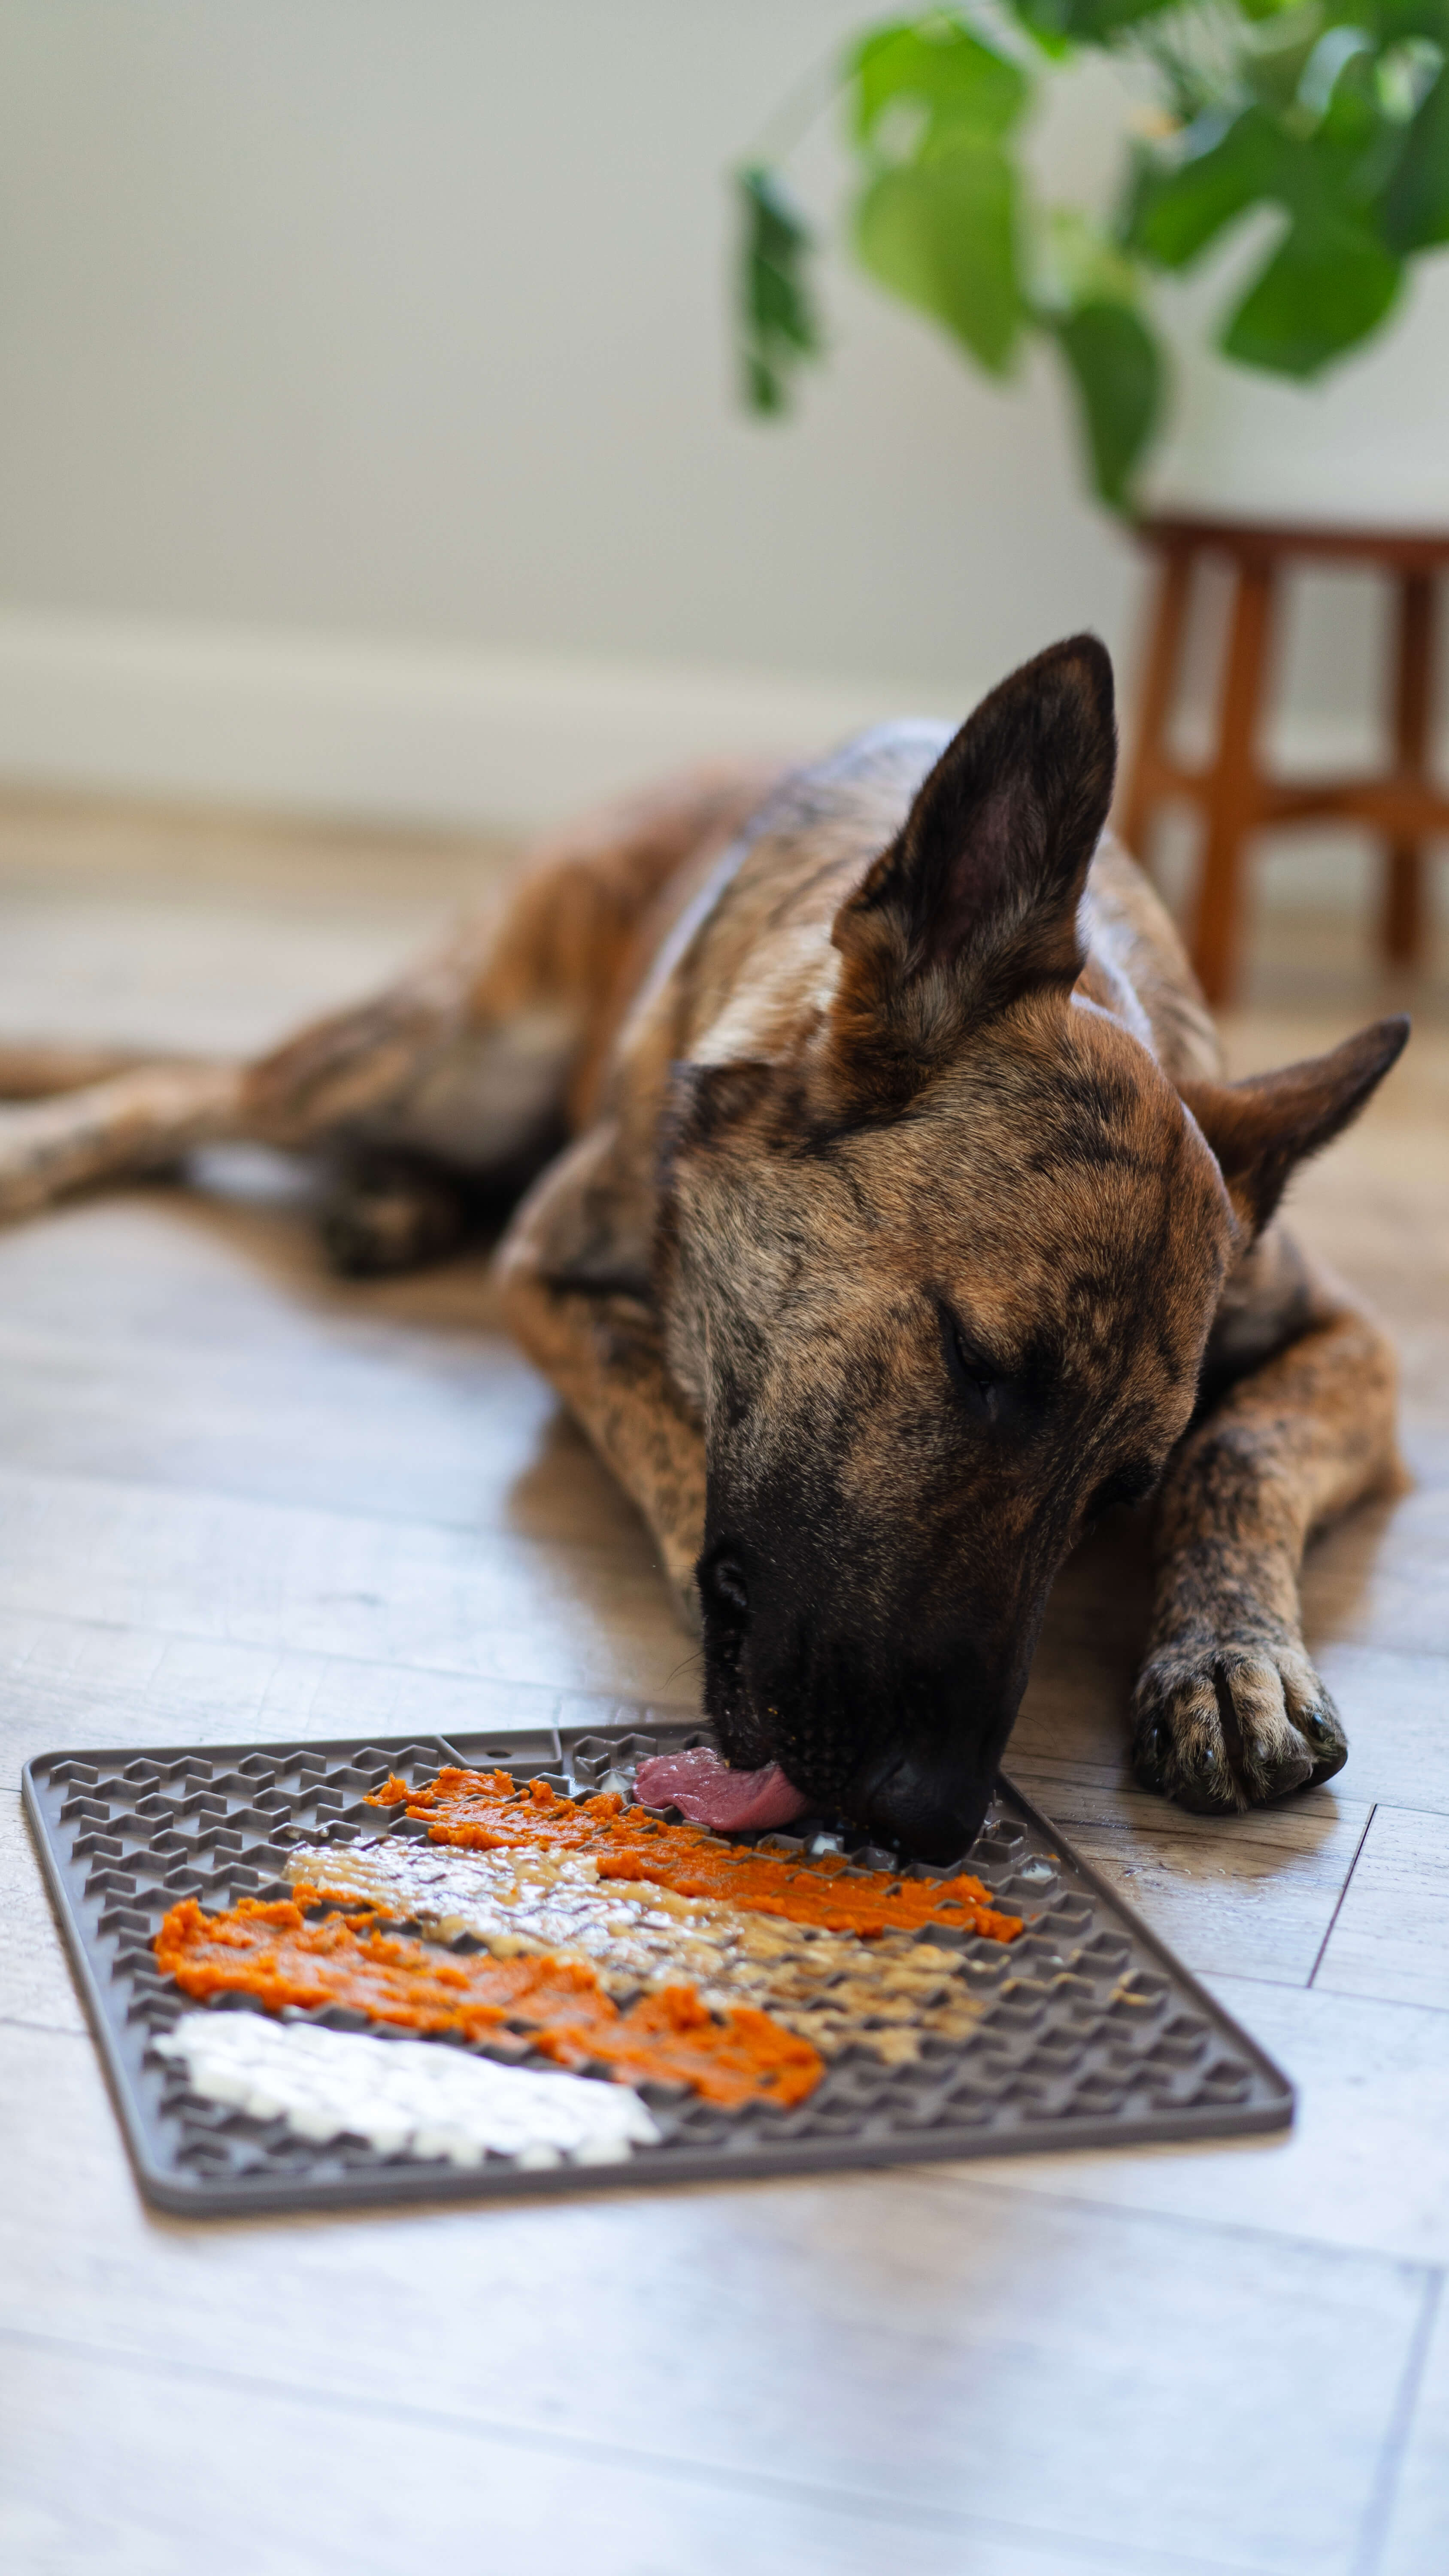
<box><xmin>700</xmin><ymin>1478</ymin><xmax>1040</xmax><ymax>1854</ymax></box>
<box><xmin>856</xmin><ymin>1745</ymin><xmax>994</xmax><ymax>1866</ymax></box>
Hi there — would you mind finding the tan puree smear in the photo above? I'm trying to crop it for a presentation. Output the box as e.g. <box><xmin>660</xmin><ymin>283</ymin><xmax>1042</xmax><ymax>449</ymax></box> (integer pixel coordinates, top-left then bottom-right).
<box><xmin>286</xmin><ymin>1834</ymin><xmax>989</xmax><ymax>2066</ymax></box>
<box><xmin>367</xmin><ymin>1770</ymin><xmax>1024</xmax><ymax>1943</ymax></box>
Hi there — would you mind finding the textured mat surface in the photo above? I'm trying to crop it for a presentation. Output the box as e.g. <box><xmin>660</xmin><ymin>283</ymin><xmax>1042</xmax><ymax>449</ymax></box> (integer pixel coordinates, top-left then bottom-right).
<box><xmin>22</xmin><ymin>1718</ymin><xmax>1293</xmax><ymax>2212</ymax></box>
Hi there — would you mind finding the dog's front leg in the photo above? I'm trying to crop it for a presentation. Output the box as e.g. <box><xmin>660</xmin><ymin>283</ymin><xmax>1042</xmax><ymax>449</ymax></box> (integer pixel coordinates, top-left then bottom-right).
<box><xmin>497</xmin><ymin>1130</ymin><xmax>706</xmax><ymax>1625</ymax></box>
<box><xmin>1132</xmin><ymin>1282</ymin><xmax>1399</xmax><ymax>1812</ymax></box>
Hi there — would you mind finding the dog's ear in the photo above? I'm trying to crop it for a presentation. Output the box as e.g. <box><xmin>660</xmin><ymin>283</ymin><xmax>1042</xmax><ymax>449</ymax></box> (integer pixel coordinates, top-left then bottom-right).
<box><xmin>823</xmin><ymin>634</ymin><xmax>1116</xmax><ymax>1109</ymax></box>
<box><xmin>1181</xmin><ymin>1017</ymin><xmax>1409</xmax><ymax>1241</ymax></box>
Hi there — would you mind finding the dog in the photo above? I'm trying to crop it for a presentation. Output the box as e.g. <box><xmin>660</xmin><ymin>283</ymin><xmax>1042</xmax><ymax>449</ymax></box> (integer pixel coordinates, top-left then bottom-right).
<box><xmin>0</xmin><ymin>636</ymin><xmax>1407</xmax><ymax>1859</ymax></box>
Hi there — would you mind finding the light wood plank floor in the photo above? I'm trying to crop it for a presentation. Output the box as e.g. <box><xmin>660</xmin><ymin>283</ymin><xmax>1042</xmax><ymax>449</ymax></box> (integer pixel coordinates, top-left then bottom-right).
<box><xmin>1</xmin><ymin>793</ymin><xmax>1446</xmax><ymax>2576</ymax></box>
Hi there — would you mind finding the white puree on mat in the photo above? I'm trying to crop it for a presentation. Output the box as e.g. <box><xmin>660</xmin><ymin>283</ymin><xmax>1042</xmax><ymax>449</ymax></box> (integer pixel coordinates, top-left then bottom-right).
<box><xmin>155</xmin><ymin>2011</ymin><xmax>662</xmax><ymax>2168</ymax></box>
<box><xmin>286</xmin><ymin>1835</ymin><xmax>985</xmax><ymax>2064</ymax></box>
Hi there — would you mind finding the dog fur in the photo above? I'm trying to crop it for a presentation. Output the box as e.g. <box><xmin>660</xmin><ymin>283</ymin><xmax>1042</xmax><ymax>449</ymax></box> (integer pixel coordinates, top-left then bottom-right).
<box><xmin>0</xmin><ymin>637</ymin><xmax>1407</xmax><ymax>1857</ymax></box>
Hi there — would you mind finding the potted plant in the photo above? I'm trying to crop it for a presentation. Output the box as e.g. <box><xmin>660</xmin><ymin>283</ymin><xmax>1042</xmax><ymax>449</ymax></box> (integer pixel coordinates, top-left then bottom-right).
<box><xmin>734</xmin><ymin>1</ymin><xmax>1449</xmax><ymax>510</ymax></box>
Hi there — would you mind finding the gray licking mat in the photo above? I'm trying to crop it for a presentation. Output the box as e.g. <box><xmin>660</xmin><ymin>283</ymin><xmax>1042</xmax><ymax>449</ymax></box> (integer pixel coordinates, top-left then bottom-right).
<box><xmin>22</xmin><ymin>1719</ymin><xmax>1292</xmax><ymax>2212</ymax></box>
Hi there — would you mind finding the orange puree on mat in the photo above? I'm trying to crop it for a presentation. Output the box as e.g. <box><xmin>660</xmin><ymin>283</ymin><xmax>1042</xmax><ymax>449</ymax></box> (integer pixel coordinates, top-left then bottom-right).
<box><xmin>155</xmin><ymin>1894</ymin><xmax>824</xmax><ymax>2108</ymax></box>
<box><xmin>368</xmin><ymin>1770</ymin><xmax>1023</xmax><ymax>1945</ymax></box>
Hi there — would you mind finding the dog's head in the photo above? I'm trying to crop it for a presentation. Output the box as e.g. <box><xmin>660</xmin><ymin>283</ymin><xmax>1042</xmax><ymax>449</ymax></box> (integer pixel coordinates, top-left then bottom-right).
<box><xmin>658</xmin><ymin>636</ymin><xmax>1407</xmax><ymax>1858</ymax></box>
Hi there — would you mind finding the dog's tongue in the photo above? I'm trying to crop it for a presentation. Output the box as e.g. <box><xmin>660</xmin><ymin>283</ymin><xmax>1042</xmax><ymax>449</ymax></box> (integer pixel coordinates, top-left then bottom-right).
<box><xmin>633</xmin><ymin>1747</ymin><xmax>809</xmax><ymax>1833</ymax></box>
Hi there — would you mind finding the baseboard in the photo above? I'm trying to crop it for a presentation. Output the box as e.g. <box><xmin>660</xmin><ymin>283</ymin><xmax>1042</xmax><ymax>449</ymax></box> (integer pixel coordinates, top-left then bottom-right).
<box><xmin>0</xmin><ymin>611</ymin><xmax>1430</xmax><ymax>920</ymax></box>
<box><xmin>0</xmin><ymin>610</ymin><xmax>963</xmax><ymax>833</ymax></box>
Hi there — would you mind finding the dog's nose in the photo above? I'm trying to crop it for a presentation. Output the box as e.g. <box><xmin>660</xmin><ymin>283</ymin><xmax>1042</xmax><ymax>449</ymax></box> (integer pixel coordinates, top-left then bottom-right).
<box><xmin>855</xmin><ymin>1745</ymin><xmax>994</xmax><ymax>1865</ymax></box>
<box><xmin>699</xmin><ymin>1548</ymin><xmax>750</xmax><ymax>1624</ymax></box>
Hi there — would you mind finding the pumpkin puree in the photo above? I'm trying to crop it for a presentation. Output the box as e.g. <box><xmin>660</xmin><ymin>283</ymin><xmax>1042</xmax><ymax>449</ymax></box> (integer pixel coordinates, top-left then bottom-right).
<box><xmin>155</xmin><ymin>1893</ymin><xmax>824</xmax><ymax>2108</ymax></box>
<box><xmin>369</xmin><ymin>1770</ymin><xmax>1023</xmax><ymax>1945</ymax></box>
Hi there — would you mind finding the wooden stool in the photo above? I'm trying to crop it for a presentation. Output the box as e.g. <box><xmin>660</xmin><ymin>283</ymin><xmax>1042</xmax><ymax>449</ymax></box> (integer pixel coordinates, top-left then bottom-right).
<box><xmin>1119</xmin><ymin>514</ymin><xmax>1449</xmax><ymax>1004</ymax></box>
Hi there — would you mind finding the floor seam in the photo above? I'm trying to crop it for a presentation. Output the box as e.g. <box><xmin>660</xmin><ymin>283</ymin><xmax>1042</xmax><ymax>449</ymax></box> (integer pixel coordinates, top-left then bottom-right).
<box><xmin>0</xmin><ymin>2320</ymin><xmax>1282</xmax><ymax>2576</ymax></box>
<box><xmin>0</xmin><ymin>2011</ymin><xmax>88</xmax><ymax>2041</ymax></box>
<box><xmin>916</xmin><ymin>2162</ymin><xmax>1444</xmax><ymax>2276</ymax></box>
<box><xmin>1207</xmin><ymin>1967</ymin><xmax>1449</xmax><ymax>2020</ymax></box>
<box><xmin>1309</xmin><ymin>1801</ymin><xmax>1378</xmax><ymax>1987</ymax></box>
<box><xmin>0</xmin><ymin>1455</ymin><xmax>664</xmax><ymax>1554</ymax></box>
<box><xmin>0</xmin><ymin>1598</ymin><xmax>697</xmax><ymax>1714</ymax></box>
<box><xmin>1351</xmin><ymin>2263</ymin><xmax>1444</xmax><ymax>2576</ymax></box>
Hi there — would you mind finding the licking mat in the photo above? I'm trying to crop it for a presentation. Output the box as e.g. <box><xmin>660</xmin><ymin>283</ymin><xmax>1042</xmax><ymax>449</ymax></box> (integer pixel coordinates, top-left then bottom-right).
<box><xmin>22</xmin><ymin>1719</ymin><xmax>1292</xmax><ymax>2212</ymax></box>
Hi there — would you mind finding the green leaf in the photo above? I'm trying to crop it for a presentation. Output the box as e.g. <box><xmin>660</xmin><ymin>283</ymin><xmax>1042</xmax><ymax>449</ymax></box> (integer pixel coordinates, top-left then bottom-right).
<box><xmin>1382</xmin><ymin>64</ymin><xmax>1449</xmax><ymax>246</ymax></box>
<box><xmin>1130</xmin><ymin>108</ymin><xmax>1282</xmax><ymax>269</ymax></box>
<box><xmin>743</xmin><ymin>354</ymin><xmax>786</xmax><ymax>415</ymax></box>
<box><xmin>1294</xmin><ymin>25</ymin><xmax>1375</xmax><ymax>125</ymax></box>
<box><xmin>1037</xmin><ymin>204</ymin><xmax>1143</xmax><ymax>311</ymax></box>
<box><xmin>1245</xmin><ymin>16</ymin><xmax>1337</xmax><ymax>115</ymax></box>
<box><xmin>851</xmin><ymin>19</ymin><xmax>1028</xmax><ymax>149</ymax></box>
<box><xmin>1129</xmin><ymin>73</ymin><xmax>1414</xmax><ymax>375</ymax></box>
<box><xmin>1020</xmin><ymin>21</ymin><xmax>1077</xmax><ymax>62</ymax></box>
<box><xmin>735</xmin><ymin>165</ymin><xmax>823</xmax><ymax>416</ymax></box>
<box><xmin>855</xmin><ymin>140</ymin><xmax>1023</xmax><ymax>372</ymax></box>
<box><xmin>1015</xmin><ymin>0</ymin><xmax>1193</xmax><ymax>40</ymax></box>
<box><xmin>1051</xmin><ymin>300</ymin><xmax>1165</xmax><ymax>508</ymax></box>
<box><xmin>1369</xmin><ymin>2</ymin><xmax>1449</xmax><ymax>42</ymax></box>
<box><xmin>1222</xmin><ymin>212</ymin><xmax>1403</xmax><ymax>369</ymax></box>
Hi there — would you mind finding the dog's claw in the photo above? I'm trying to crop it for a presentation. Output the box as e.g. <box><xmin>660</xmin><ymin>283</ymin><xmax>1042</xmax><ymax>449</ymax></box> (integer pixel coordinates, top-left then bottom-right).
<box><xmin>1131</xmin><ymin>1636</ymin><xmax>1346</xmax><ymax>1813</ymax></box>
<box><xmin>1300</xmin><ymin>1706</ymin><xmax>1349</xmax><ymax>1782</ymax></box>
<box><xmin>1134</xmin><ymin>1719</ymin><xmax>1168</xmax><ymax>1789</ymax></box>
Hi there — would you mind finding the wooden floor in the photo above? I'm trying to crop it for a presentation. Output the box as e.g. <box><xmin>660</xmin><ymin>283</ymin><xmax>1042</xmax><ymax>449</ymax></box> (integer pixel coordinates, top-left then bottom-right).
<box><xmin>1</xmin><ymin>793</ymin><xmax>1446</xmax><ymax>2576</ymax></box>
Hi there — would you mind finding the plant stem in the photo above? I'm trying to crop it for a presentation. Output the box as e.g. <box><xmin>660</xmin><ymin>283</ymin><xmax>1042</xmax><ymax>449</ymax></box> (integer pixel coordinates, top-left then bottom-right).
<box><xmin>748</xmin><ymin>44</ymin><xmax>851</xmax><ymax>167</ymax></box>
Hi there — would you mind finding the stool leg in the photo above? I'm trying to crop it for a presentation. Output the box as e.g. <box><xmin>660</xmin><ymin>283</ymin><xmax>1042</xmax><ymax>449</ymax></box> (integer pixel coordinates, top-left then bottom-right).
<box><xmin>1192</xmin><ymin>558</ymin><xmax>1275</xmax><ymax>1008</ymax></box>
<box><xmin>1384</xmin><ymin>572</ymin><xmax>1435</xmax><ymax>967</ymax></box>
<box><xmin>1119</xmin><ymin>543</ymin><xmax>1194</xmax><ymax>863</ymax></box>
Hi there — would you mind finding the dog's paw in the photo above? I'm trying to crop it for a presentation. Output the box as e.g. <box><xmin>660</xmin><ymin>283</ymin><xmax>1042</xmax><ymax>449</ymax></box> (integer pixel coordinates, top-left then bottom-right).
<box><xmin>1131</xmin><ymin>1635</ymin><xmax>1347</xmax><ymax>1813</ymax></box>
<box><xmin>319</xmin><ymin>1158</ymin><xmax>467</xmax><ymax>1277</ymax></box>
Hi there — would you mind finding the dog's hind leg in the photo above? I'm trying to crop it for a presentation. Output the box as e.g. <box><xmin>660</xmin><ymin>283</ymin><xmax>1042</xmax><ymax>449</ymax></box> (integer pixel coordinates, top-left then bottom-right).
<box><xmin>239</xmin><ymin>762</ymin><xmax>779</xmax><ymax>1270</ymax></box>
<box><xmin>0</xmin><ymin>764</ymin><xmax>779</xmax><ymax>1244</ymax></box>
<box><xmin>1132</xmin><ymin>1267</ymin><xmax>1399</xmax><ymax>1813</ymax></box>
<box><xmin>0</xmin><ymin>1042</ymin><xmax>194</xmax><ymax>1100</ymax></box>
<box><xmin>0</xmin><ymin>1059</ymin><xmax>244</xmax><ymax>1221</ymax></box>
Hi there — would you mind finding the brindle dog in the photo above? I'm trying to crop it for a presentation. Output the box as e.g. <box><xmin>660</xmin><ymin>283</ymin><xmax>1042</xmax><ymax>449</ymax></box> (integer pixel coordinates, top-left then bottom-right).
<box><xmin>0</xmin><ymin>637</ymin><xmax>1407</xmax><ymax>1859</ymax></box>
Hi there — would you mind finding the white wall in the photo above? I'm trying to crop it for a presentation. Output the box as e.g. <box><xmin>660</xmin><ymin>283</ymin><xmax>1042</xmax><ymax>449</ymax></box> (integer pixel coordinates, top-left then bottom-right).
<box><xmin>0</xmin><ymin>1</ymin><xmax>1444</xmax><ymax>829</ymax></box>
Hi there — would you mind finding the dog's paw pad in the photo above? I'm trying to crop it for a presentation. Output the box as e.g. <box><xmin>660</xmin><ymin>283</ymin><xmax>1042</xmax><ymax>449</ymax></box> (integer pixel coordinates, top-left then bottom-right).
<box><xmin>1132</xmin><ymin>1640</ymin><xmax>1346</xmax><ymax>1813</ymax></box>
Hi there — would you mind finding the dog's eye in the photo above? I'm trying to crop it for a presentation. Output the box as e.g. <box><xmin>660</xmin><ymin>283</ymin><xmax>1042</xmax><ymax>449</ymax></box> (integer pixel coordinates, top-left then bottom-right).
<box><xmin>1088</xmin><ymin>1460</ymin><xmax>1158</xmax><ymax>1519</ymax></box>
<box><xmin>940</xmin><ymin>1310</ymin><xmax>1007</xmax><ymax>1424</ymax></box>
